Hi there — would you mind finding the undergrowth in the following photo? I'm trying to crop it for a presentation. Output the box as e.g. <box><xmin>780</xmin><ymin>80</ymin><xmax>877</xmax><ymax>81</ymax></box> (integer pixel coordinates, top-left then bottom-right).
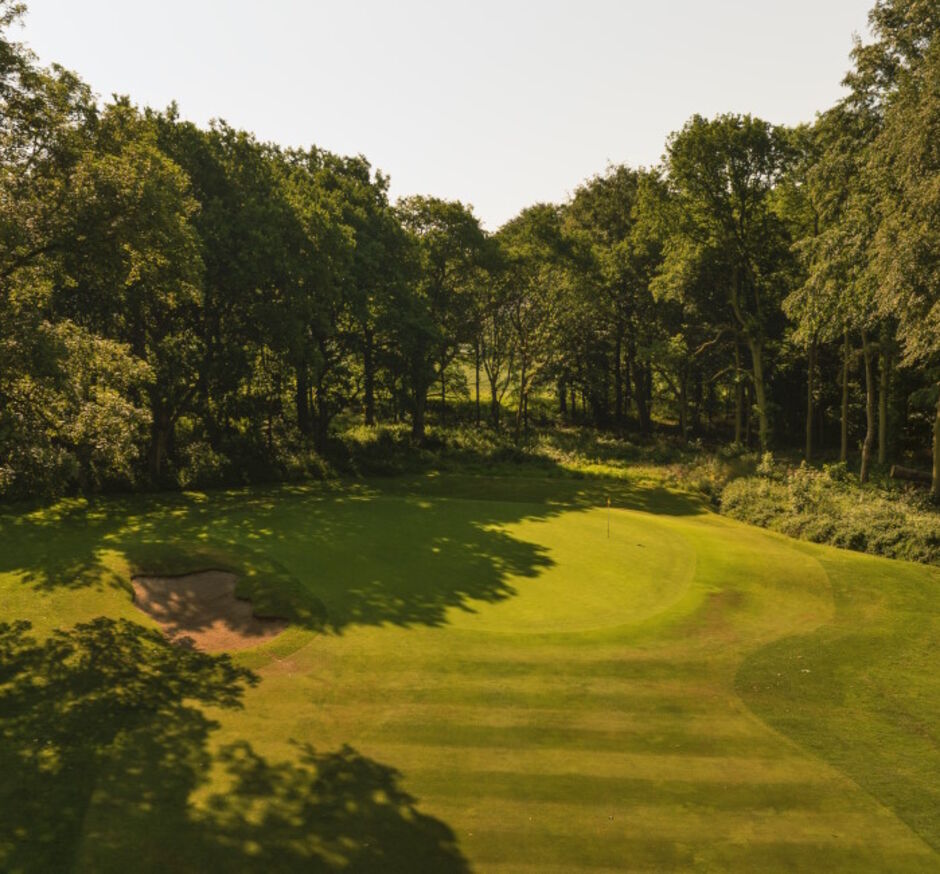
<box><xmin>721</xmin><ymin>459</ymin><xmax>939</xmax><ymax>565</ymax></box>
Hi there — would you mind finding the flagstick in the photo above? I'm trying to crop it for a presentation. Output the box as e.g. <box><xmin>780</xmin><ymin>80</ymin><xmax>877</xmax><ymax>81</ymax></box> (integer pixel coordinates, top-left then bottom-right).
<box><xmin>607</xmin><ymin>497</ymin><xmax>610</xmax><ymax>538</ymax></box>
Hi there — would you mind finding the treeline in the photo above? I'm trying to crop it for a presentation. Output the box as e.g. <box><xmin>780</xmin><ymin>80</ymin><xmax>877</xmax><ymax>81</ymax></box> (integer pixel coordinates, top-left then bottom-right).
<box><xmin>1</xmin><ymin>0</ymin><xmax>937</xmax><ymax>500</ymax></box>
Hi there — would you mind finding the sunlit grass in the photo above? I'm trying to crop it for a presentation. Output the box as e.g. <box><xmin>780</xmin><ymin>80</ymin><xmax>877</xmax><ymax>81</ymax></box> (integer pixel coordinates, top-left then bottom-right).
<box><xmin>0</xmin><ymin>471</ymin><xmax>937</xmax><ymax>871</ymax></box>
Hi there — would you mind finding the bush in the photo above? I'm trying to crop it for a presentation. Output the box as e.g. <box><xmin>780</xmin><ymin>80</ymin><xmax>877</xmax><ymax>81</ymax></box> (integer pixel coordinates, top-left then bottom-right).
<box><xmin>721</xmin><ymin>463</ymin><xmax>939</xmax><ymax>565</ymax></box>
<box><xmin>177</xmin><ymin>441</ymin><xmax>230</xmax><ymax>489</ymax></box>
<box><xmin>665</xmin><ymin>449</ymin><xmax>760</xmax><ymax>505</ymax></box>
<box><xmin>341</xmin><ymin>425</ymin><xmax>411</xmax><ymax>476</ymax></box>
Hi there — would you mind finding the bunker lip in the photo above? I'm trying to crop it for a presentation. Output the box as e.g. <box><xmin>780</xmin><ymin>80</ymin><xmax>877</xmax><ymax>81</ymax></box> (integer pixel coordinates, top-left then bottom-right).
<box><xmin>131</xmin><ymin>569</ymin><xmax>288</xmax><ymax>652</ymax></box>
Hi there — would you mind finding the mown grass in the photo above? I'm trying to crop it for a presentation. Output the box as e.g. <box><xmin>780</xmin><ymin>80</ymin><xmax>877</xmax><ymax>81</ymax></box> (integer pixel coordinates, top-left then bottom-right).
<box><xmin>0</xmin><ymin>470</ymin><xmax>937</xmax><ymax>872</ymax></box>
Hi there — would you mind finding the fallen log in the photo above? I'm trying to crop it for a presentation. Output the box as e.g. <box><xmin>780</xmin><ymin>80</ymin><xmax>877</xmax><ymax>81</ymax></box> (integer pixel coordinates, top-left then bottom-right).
<box><xmin>889</xmin><ymin>464</ymin><xmax>932</xmax><ymax>484</ymax></box>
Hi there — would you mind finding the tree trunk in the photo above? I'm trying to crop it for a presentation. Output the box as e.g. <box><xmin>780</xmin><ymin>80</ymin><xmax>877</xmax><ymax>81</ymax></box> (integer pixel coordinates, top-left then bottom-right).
<box><xmin>558</xmin><ymin>377</ymin><xmax>567</xmax><ymax>417</ymax></box>
<box><xmin>411</xmin><ymin>350</ymin><xmax>428</xmax><ymax>441</ymax></box>
<box><xmin>614</xmin><ymin>332</ymin><xmax>623</xmax><ymax>427</ymax></box>
<box><xmin>878</xmin><ymin>345</ymin><xmax>889</xmax><ymax>465</ymax></box>
<box><xmin>691</xmin><ymin>369</ymin><xmax>702</xmax><ymax>433</ymax></box>
<box><xmin>295</xmin><ymin>364</ymin><xmax>311</xmax><ymax>436</ymax></box>
<box><xmin>632</xmin><ymin>359</ymin><xmax>650</xmax><ymax>435</ymax></box>
<box><xmin>474</xmin><ymin>341</ymin><xmax>481</xmax><ymax>425</ymax></box>
<box><xmin>734</xmin><ymin>342</ymin><xmax>743</xmax><ymax>445</ymax></box>
<box><xmin>488</xmin><ymin>371</ymin><xmax>501</xmax><ymax>429</ymax></box>
<box><xmin>266</xmin><ymin>409</ymin><xmax>273</xmax><ymax>453</ymax></box>
<box><xmin>678</xmin><ymin>371</ymin><xmax>688</xmax><ymax>443</ymax></box>
<box><xmin>859</xmin><ymin>330</ymin><xmax>876</xmax><ymax>484</ymax></box>
<box><xmin>148</xmin><ymin>406</ymin><xmax>171</xmax><ymax>482</ymax></box>
<box><xmin>890</xmin><ymin>464</ymin><xmax>932</xmax><ymax>483</ymax></box>
<box><xmin>805</xmin><ymin>340</ymin><xmax>816</xmax><ymax>462</ymax></box>
<box><xmin>312</xmin><ymin>397</ymin><xmax>329</xmax><ymax>454</ymax></box>
<box><xmin>841</xmin><ymin>329</ymin><xmax>850</xmax><ymax>463</ymax></box>
<box><xmin>748</xmin><ymin>338</ymin><xmax>770</xmax><ymax>452</ymax></box>
<box><xmin>411</xmin><ymin>391</ymin><xmax>426</xmax><ymax>442</ymax></box>
<box><xmin>818</xmin><ymin>395</ymin><xmax>825</xmax><ymax>452</ymax></box>
<box><xmin>932</xmin><ymin>387</ymin><xmax>940</xmax><ymax>501</ymax></box>
<box><xmin>515</xmin><ymin>358</ymin><xmax>527</xmax><ymax>443</ymax></box>
<box><xmin>440</xmin><ymin>355</ymin><xmax>446</xmax><ymax>427</ymax></box>
<box><xmin>744</xmin><ymin>381</ymin><xmax>752</xmax><ymax>447</ymax></box>
<box><xmin>623</xmin><ymin>351</ymin><xmax>632</xmax><ymax>413</ymax></box>
<box><xmin>625</xmin><ymin>335</ymin><xmax>637</xmax><ymax>422</ymax></box>
<box><xmin>363</xmin><ymin>328</ymin><xmax>375</xmax><ymax>426</ymax></box>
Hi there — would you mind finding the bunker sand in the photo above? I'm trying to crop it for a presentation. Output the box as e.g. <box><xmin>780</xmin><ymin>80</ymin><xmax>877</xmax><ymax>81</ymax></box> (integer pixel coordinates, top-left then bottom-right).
<box><xmin>131</xmin><ymin>570</ymin><xmax>287</xmax><ymax>651</ymax></box>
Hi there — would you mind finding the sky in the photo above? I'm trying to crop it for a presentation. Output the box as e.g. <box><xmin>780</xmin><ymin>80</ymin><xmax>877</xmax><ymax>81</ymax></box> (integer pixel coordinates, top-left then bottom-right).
<box><xmin>16</xmin><ymin>1</ymin><xmax>874</xmax><ymax>229</ymax></box>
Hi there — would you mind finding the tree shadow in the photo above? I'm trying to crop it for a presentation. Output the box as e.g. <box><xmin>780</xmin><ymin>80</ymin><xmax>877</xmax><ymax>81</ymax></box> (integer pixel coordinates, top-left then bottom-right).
<box><xmin>0</xmin><ymin>468</ymin><xmax>704</xmax><ymax>635</ymax></box>
<box><xmin>0</xmin><ymin>618</ymin><xmax>469</xmax><ymax>873</ymax></box>
<box><xmin>0</xmin><ymin>496</ymin><xmax>134</xmax><ymax>591</ymax></box>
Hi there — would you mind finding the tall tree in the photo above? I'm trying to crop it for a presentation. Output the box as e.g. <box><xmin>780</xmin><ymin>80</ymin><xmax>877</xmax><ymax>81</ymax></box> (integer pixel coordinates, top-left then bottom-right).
<box><xmin>53</xmin><ymin>101</ymin><xmax>204</xmax><ymax>481</ymax></box>
<box><xmin>395</xmin><ymin>197</ymin><xmax>484</xmax><ymax>441</ymax></box>
<box><xmin>663</xmin><ymin>114</ymin><xmax>793</xmax><ymax>451</ymax></box>
<box><xmin>1</xmin><ymin>13</ymin><xmax>152</xmax><ymax>495</ymax></box>
<box><xmin>869</xmin><ymin>31</ymin><xmax>939</xmax><ymax>494</ymax></box>
<box><xmin>497</xmin><ymin>205</ymin><xmax>569</xmax><ymax>440</ymax></box>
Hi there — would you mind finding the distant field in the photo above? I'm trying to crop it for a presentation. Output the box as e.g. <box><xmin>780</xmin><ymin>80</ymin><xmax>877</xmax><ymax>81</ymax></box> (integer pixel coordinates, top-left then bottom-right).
<box><xmin>0</xmin><ymin>472</ymin><xmax>937</xmax><ymax>872</ymax></box>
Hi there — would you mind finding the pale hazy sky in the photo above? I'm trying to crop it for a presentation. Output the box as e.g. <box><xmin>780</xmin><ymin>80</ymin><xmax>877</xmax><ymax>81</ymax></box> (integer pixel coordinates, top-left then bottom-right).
<box><xmin>16</xmin><ymin>1</ymin><xmax>873</xmax><ymax>228</ymax></box>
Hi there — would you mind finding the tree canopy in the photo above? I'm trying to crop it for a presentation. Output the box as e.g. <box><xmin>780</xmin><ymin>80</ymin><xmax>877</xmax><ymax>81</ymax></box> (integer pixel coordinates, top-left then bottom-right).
<box><xmin>1</xmin><ymin>0</ymin><xmax>938</xmax><ymax>498</ymax></box>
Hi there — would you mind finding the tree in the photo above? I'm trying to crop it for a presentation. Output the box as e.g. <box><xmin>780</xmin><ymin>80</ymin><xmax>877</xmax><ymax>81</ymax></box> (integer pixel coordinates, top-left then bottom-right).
<box><xmin>468</xmin><ymin>244</ymin><xmax>515</xmax><ymax>428</ymax></box>
<box><xmin>812</xmin><ymin>0</ymin><xmax>939</xmax><ymax>484</ymax></box>
<box><xmin>869</xmin><ymin>33</ymin><xmax>939</xmax><ymax>495</ymax></box>
<box><xmin>565</xmin><ymin>167</ymin><xmax>639</xmax><ymax>427</ymax></box>
<box><xmin>778</xmin><ymin>124</ymin><xmax>832</xmax><ymax>462</ymax></box>
<box><xmin>0</xmin><ymin>7</ymin><xmax>151</xmax><ymax>496</ymax></box>
<box><xmin>663</xmin><ymin>114</ymin><xmax>794</xmax><ymax>452</ymax></box>
<box><xmin>395</xmin><ymin>197</ymin><xmax>484</xmax><ymax>441</ymax></box>
<box><xmin>153</xmin><ymin>115</ymin><xmax>302</xmax><ymax>457</ymax></box>
<box><xmin>52</xmin><ymin>101</ymin><xmax>204</xmax><ymax>481</ymax></box>
<box><xmin>497</xmin><ymin>205</ymin><xmax>569</xmax><ymax>440</ymax></box>
<box><xmin>276</xmin><ymin>148</ymin><xmax>358</xmax><ymax>451</ymax></box>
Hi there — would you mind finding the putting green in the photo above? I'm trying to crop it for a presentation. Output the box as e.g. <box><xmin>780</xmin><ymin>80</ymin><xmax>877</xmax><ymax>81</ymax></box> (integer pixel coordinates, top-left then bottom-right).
<box><xmin>445</xmin><ymin>507</ymin><xmax>696</xmax><ymax>633</ymax></box>
<box><xmin>0</xmin><ymin>474</ymin><xmax>937</xmax><ymax>872</ymax></box>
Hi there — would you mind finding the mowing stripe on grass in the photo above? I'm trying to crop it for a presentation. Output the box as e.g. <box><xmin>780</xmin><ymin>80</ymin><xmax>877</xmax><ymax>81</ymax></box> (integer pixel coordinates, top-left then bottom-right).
<box><xmin>2</xmin><ymin>475</ymin><xmax>936</xmax><ymax>872</ymax></box>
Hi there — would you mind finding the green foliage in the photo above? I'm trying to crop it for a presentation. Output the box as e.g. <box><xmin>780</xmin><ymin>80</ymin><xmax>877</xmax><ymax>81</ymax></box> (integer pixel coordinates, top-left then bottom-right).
<box><xmin>662</xmin><ymin>113</ymin><xmax>796</xmax><ymax>451</ymax></box>
<box><xmin>869</xmin><ymin>37</ymin><xmax>940</xmax><ymax>366</ymax></box>
<box><xmin>394</xmin><ymin>196</ymin><xmax>485</xmax><ymax>439</ymax></box>
<box><xmin>1</xmin><ymin>0</ymin><xmax>938</xmax><ymax>503</ymax></box>
<box><xmin>0</xmin><ymin>313</ymin><xmax>150</xmax><ymax>498</ymax></box>
<box><xmin>722</xmin><ymin>463</ymin><xmax>940</xmax><ymax>563</ymax></box>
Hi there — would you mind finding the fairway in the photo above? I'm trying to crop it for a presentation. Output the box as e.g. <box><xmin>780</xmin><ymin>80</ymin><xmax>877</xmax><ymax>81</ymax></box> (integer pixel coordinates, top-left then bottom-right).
<box><xmin>1</xmin><ymin>474</ymin><xmax>938</xmax><ymax>872</ymax></box>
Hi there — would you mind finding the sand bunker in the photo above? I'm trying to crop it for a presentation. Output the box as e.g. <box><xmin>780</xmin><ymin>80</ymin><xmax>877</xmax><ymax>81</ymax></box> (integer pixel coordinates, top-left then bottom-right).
<box><xmin>131</xmin><ymin>570</ymin><xmax>288</xmax><ymax>652</ymax></box>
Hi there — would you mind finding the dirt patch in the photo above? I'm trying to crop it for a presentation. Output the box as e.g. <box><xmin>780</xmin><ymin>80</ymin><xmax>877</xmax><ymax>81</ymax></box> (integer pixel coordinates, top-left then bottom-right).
<box><xmin>131</xmin><ymin>570</ymin><xmax>288</xmax><ymax>652</ymax></box>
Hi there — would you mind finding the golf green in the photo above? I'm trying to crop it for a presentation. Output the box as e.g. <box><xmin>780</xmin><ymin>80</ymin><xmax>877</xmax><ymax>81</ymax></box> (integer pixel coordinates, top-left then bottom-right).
<box><xmin>0</xmin><ymin>474</ymin><xmax>937</xmax><ymax>872</ymax></box>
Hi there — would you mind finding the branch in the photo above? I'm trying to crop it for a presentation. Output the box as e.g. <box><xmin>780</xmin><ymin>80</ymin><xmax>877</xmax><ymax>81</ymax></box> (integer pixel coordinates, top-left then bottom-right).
<box><xmin>691</xmin><ymin>328</ymin><xmax>728</xmax><ymax>359</ymax></box>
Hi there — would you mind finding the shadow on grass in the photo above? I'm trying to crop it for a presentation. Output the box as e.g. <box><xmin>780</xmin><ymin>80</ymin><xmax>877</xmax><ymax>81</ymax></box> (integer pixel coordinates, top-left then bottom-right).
<box><xmin>0</xmin><ymin>618</ymin><xmax>469</xmax><ymax>873</ymax></box>
<box><xmin>0</xmin><ymin>466</ymin><xmax>705</xmax><ymax>635</ymax></box>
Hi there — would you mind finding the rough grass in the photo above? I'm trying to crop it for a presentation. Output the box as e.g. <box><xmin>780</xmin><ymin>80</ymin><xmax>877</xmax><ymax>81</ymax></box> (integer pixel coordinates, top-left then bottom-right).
<box><xmin>0</xmin><ymin>471</ymin><xmax>937</xmax><ymax>872</ymax></box>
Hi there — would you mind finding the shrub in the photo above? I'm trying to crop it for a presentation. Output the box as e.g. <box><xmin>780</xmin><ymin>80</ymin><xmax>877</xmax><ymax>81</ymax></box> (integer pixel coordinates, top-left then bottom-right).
<box><xmin>721</xmin><ymin>464</ymin><xmax>939</xmax><ymax>565</ymax></box>
<box><xmin>177</xmin><ymin>441</ymin><xmax>230</xmax><ymax>489</ymax></box>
